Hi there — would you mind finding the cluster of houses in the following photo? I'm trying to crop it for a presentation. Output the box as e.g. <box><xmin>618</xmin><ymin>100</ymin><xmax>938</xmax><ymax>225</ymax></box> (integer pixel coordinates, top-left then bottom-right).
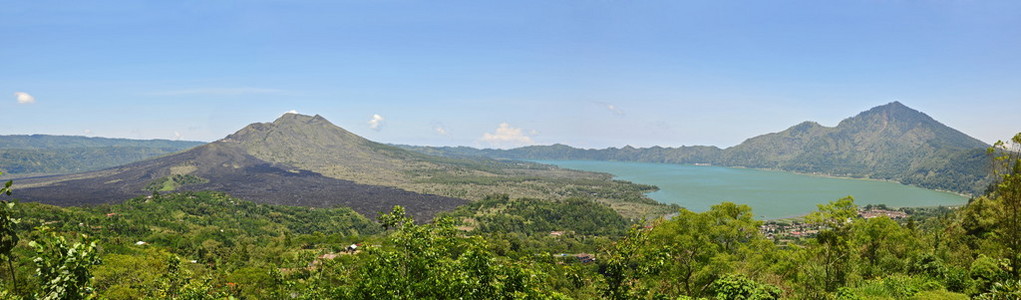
<box><xmin>548</xmin><ymin>231</ymin><xmax>597</xmax><ymax>263</ymax></box>
<box><xmin>858</xmin><ymin>209</ymin><xmax>908</xmax><ymax>219</ymax></box>
<box><xmin>759</xmin><ymin>222</ymin><xmax>823</xmax><ymax>240</ymax></box>
<box><xmin>760</xmin><ymin>208</ymin><xmax>911</xmax><ymax>241</ymax></box>
<box><xmin>553</xmin><ymin>253</ymin><xmax>596</xmax><ymax>264</ymax></box>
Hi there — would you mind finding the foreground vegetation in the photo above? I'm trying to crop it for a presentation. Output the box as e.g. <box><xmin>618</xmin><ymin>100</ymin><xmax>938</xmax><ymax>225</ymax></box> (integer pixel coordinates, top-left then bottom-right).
<box><xmin>0</xmin><ymin>133</ymin><xmax>1018</xmax><ymax>299</ymax></box>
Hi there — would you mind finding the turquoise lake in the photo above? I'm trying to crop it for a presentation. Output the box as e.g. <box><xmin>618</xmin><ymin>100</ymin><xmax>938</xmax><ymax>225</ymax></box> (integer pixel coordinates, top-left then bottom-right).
<box><xmin>535</xmin><ymin>160</ymin><xmax>969</xmax><ymax>219</ymax></box>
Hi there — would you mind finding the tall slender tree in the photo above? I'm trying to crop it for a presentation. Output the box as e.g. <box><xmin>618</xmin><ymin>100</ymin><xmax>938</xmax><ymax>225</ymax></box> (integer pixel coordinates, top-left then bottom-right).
<box><xmin>0</xmin><ymin>175</ymin><xmax>20</xmax><ymax>294</ymax></box>
<box><xmin>806</xmin><ymin>196</ymin><xmax>859</xmax><ymax>292</ymax></box>
<box><xmin>988</xmin><ymin>133</ymin><xmax>1021</xmax><ymax>278</ymax></box>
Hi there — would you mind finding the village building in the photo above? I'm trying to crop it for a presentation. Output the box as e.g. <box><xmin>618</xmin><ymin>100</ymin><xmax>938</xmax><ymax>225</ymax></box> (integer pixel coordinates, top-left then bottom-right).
<box><xmin>859</xmin><ymin>209</ymin><xmax>908</xmax><ymax>219</ymax></box>
<box><xmin>575</xmin><ymin>253</ymin><xmax>595</xmax><ymax>263</ymax></box>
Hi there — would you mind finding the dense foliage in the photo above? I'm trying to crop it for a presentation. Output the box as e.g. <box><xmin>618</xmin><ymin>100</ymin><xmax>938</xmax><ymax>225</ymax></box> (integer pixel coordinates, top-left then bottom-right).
<box><xmin>440</xmin><ymin>194</ymin><xmax>634</xmax><ymax>236</ymax></box>
<box><xmin>145</xmin><ymin>174</ymin><xmax>210</xmax><ymax>192</ymax></box>
<box><xmin>4</xmin><ymin>190</ymin><xmax>1019</xmax><ymax>298</ymax></box>
<box><xmin>1</xmin><ymin>191</ymin><xmax>382</xmax><ymax>298</ymax></box>
<box><xmin>29</xmin><ymin>231</ymin><xmax>101</xmax><ymax>300</ymax></box>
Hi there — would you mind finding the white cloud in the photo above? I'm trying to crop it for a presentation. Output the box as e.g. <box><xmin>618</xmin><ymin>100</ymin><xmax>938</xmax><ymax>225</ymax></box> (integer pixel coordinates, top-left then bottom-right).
<box><xmin>14</xmin><ymin>92</ymin><xmax>35</xmax><ymax>104</ymax></box>
<box><xmin>481</xmin><ymin>123</ymin><xmax>535</xmax><ymax>148</ymax></box>
<box><xmin>368</xmin><ymin>114</ymin><xmax>385</xmax><ymax>131</ymax></box>
<box><xmin>607</xmin><ymin>104</ymin><xmax>624</xmax><ymax>116</ymax></box>
<box><xmin>149</xmin><ymin>88</ymin><xmax>284</xmax><ymax>96</ymax></box>
<box><xmin>83</xmin><ymin>129</ymin><xmax>93</xmax><ymax>135</ymax></box>
<box><xmin>174</xmin><ymin>131</ymin><xmax>182</xmax><ymax>140</ymax></box>
<box><xmin>285</xmin><ymin>110</ymin><xmax>299</xmax><ymax>115</ymax></box>
<box><xmin>594</xmin><ymin>101</ymin><xmax>624</xmax><ymax>116</ymax></box>
<box><xmin>432</xmin><ymin>122</ymin><xmax>448</xmax><ymax>135</ymax></box>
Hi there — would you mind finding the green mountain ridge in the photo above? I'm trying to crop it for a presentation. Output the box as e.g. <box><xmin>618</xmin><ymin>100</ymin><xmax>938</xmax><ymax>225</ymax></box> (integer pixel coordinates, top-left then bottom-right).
<box><xmin>721</xmin><ymin>102</ymin><xmax>991</xmax><ymax>194</ymax></box>
<box><xmin>0</xmin><ymin>134</ymin><xmax>204</xmax><ymax>149</ymax></box>
<box><xmin>399</xmin><ymin>102</ymin><xmax>993</xmax><ymax>195</ymax></box>
<box><xmin>0</xmin><ymin>135</ymin><xmax>204</xmax><ymax>177</ymax></box>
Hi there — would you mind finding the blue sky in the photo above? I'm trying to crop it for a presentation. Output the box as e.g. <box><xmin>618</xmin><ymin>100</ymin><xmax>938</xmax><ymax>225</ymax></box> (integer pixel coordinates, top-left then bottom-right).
<box><xmin>2</xmin><ymin>1</ymin><xmax>1019</xmax><ymax>148</ymax></box>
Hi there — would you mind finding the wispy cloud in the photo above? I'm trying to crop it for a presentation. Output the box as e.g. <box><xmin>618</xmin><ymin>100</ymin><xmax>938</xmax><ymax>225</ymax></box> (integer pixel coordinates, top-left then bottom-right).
<box><xmin>14</xmin><ymin>92</ymin><xmax>35</xmax><ymax>104</ymax></box>
<box><xmin>481</xmin><ymin>123</ymin><xmax>535</xmax><ymax>148</ymax></box>
<box><xmin>368</xmin><ymin>114</ymin><xmax>385</xmax><ymax>131</ymax></box>
<box><xmin>593</xmin><ymin>101</ymin><xmax>624</xmax><ymax>116</ymax></box>
<box><xmin>432</xmin><ymin>122</ymin><xmax>448</xmax><ymax>135</ymax></box>
<box><xmin>149</xmin><ymin>87</ymin><xmax>284</xmax><ymax>96</ymax></box>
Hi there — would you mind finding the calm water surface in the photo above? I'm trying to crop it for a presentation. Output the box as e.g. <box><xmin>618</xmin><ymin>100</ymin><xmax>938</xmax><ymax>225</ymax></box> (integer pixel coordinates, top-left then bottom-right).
<box><xmin>536</xmin><ymin>160</ymin><xmax>968</xmax><ymax>219</ymax></box>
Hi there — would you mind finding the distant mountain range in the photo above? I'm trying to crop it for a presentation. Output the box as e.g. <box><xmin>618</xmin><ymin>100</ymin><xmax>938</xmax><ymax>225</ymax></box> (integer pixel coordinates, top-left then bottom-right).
<box><xmin>400</xmin><ymin>102</ymin><xmax>993</xmax><ymax>195</ymax></box>
<box><xmin>0</xmin><ymin>135</ymin><xmax>203</xmax><ymax>178</ymax></box>
<box><xmin>13</xmin><ymin>114</ymin><xmax>665</xmax><ymax>221</ymax></box>
<box><xmin>8</xmin><ymin>102</ymin><xmax>993</xmax><ymax>221</ymax></box>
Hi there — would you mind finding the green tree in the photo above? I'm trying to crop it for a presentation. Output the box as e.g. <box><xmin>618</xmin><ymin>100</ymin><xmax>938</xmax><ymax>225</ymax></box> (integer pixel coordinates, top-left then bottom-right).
<box><xmin>601</xmin><ymin>203</ymin><xmax>773</xmax><ymax>298</ymax></box>
<box><xmin>350</xmin><ymin>207</ymin><xmax>556</xmax><ymax>299</ymax></box>
<box><xmin>378</xmin><ymin>205</ymin><xmax>411</xmax><ymax>231</ymax></box>
<box><xmin>966</xmin><ymin>255</ymin><xmax>1010</xmax><ymax>296</ymax></box>
<box><xmin>987</xmin><ymin>132</ymin><xmax>1021</xmax><ymax>278</ymax></box>
<box><xmin>0</xmin><ymin>175</ymin><xmax>21</xmax><ymax>295</ymax></box>
<box><xmin>976</xmin><ymin>279</ymin><xmax>1021</xmax><ymax>300</ymax></box>
<box><xmin>806</xmin><ymin>196</ymin><xmax>859</xmax><ymax>292</ymax></box>
<box><xmin>852</xmin><ymin>216</ymin><xmax>919</xmax><ymax>278</ymax></box>
<box><xmin>709</xmin><ymin>274</ymin><xmax>782</xmax><ymax>300</ymax></box>
<box><xmin>600</xmin><ymin>224</ymin><xmax>653</xmax><ymax>299</ymax></box>
<box><xmin>29</xmin><ymin>230</ymin><xmax>102</xmax><ymax>300</ymax></box>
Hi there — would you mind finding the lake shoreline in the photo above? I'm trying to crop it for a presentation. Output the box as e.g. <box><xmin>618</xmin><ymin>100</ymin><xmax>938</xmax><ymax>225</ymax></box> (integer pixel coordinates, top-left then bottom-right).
<box><xmin>540</xmin><ymin>159</ymin><xmax>973</xmax><ymax>199</ymax></box>
<box><xmin>535</xmin><ymin>159</ymin><xmax>969</xmax><ymax>220</ymax></box>
<box><xmin>720</xmin><ymin>165</ymin><xmax>975</xmax><ymax>199</ymax></box>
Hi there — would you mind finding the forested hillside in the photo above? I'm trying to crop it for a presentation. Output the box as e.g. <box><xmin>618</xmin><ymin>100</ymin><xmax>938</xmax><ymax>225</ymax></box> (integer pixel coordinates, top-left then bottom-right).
<box><xmin>400</xmin><ymin>102</ymin><xmax>992</xmax><ymax>195</ymax></box>
<box><xmin>0</xmin><ymin>135</ymin><xmax>203</xmax><ymax>178</ymax></box>
<box><xmin>439</xmin><ymin>194</ymin><xmax>639</xmax><ymax>236</ymax></box>
<box><xmin>720</xmin><ymin>102</ymin><xmax>991</xmax><ymax>194</ymax></box>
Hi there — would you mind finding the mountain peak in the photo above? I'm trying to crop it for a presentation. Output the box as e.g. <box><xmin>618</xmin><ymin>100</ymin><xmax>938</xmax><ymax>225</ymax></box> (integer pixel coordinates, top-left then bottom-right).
<box><xmin>885</xmin><ymin>100</ymin><xmax>905</xmax><ymax>107</ymax></box>
<box><xmin>838</xmin><ymin>101</ymin><xmax>936</xmax><ymax>129</ymax></box>
<box><xmin>862</xmin><ymin>101</ymin><xmax>932</xmax><ymax>120</ymax></box>
<box><xmin>222</xmin><ymin>113</ymin><xmax>352</xmax><ymax>147</ymax></box>
<box><xmin>792</xmin><ymin>121</ymin><xmax>823</xmax><ymax>129</ymax></box>
<box><xmin>273</xmin><ymin>113</ymin><xmax>330</xmax><ymax>125</ymax></box>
